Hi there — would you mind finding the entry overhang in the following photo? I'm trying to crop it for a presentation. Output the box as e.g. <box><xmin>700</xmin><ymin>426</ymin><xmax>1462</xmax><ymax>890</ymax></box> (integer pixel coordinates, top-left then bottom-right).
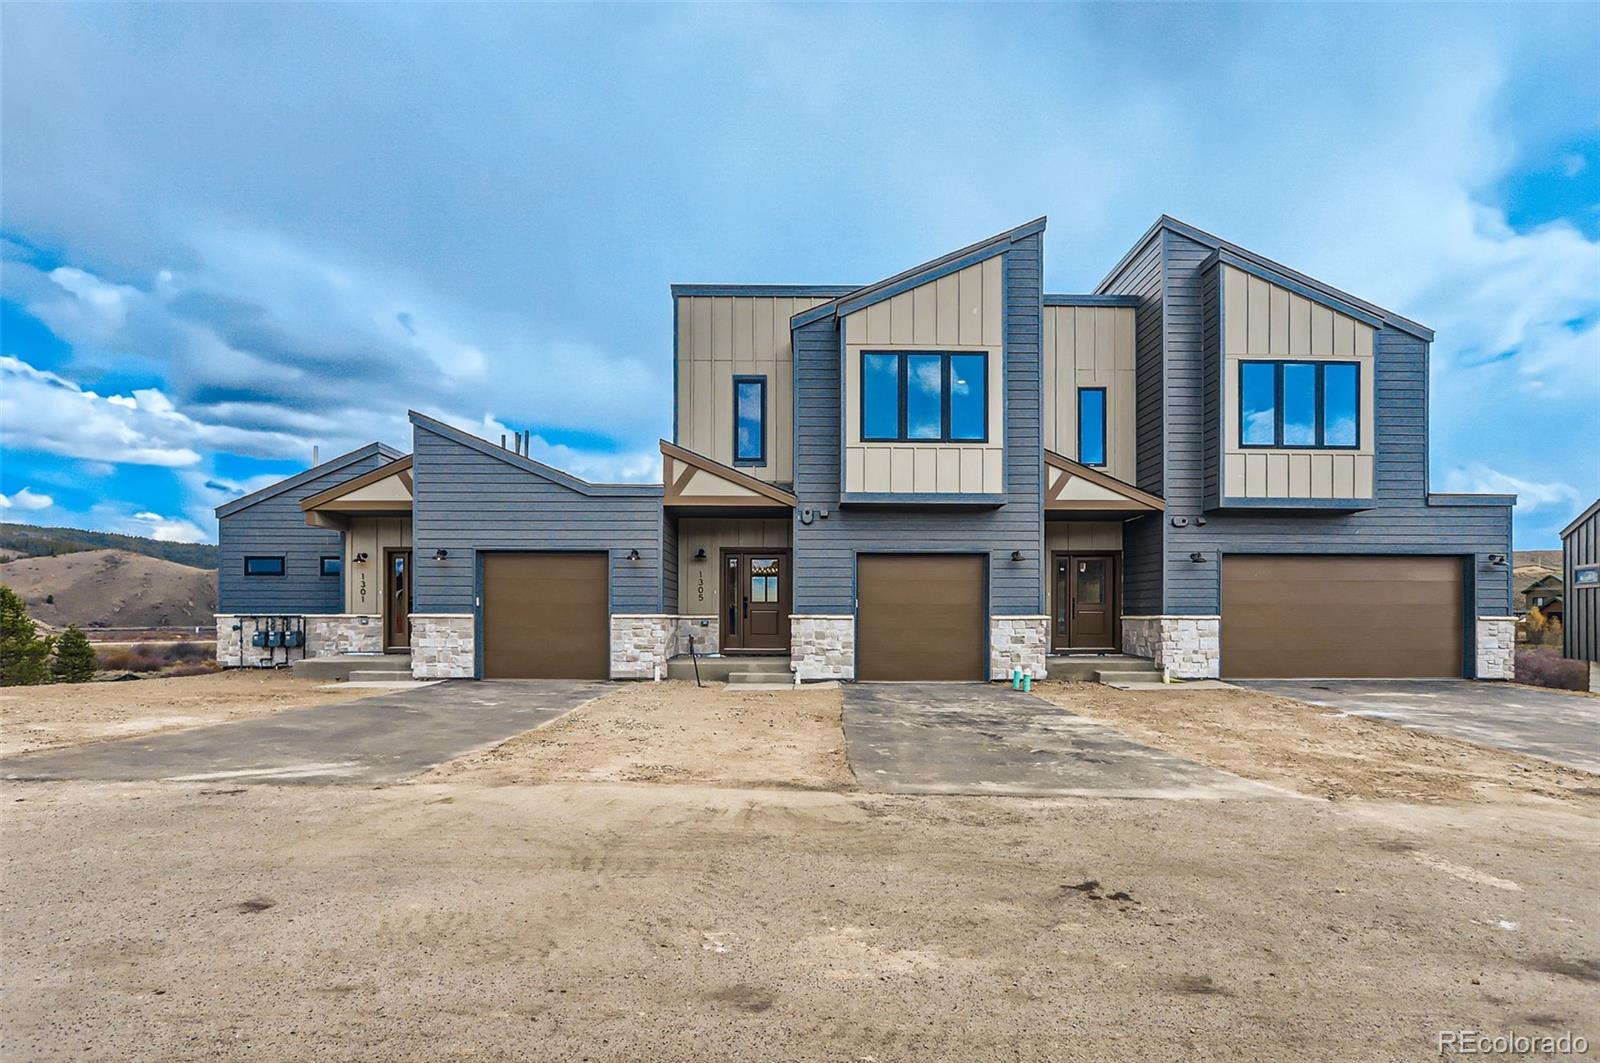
<box><xmin>661</xmin><ymin>441</ymin><xmax>797</xmax><ymax>510</ymax></box>
<box><xmin>1044</xmin><ymin>450</ymin><xmax>1165</xmax><ymax>516</ymax></box>
<box><xmin>300</xmin><ymin>455</ymin><xmax>413</xmax><ymax>526</ymax></box>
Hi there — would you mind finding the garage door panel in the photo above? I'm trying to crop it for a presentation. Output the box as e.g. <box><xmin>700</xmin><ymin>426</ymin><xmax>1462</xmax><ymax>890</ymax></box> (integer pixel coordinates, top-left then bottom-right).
<box><xmin>858</xmin><ymin>555</ymin><xmax>986</xmax><ymax>681</ymax></box>
<box><xmin>1222</xmin><ymin>555</ymin><xmax>1463</xmax><ymax>679</ymax></box>
<box><xmin>483</xmin><ymin>552</ymin><xmax>609</xmax><ymax>679</ymax></box>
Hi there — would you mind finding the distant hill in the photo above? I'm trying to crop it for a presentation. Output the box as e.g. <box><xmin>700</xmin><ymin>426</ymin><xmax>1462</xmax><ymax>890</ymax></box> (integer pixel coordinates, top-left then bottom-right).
<box><xmin>0</xmin><ymin>522</ymin><xmax>218</xmax><ymax>569</ymax></box>
<box><xmin>1514</xmin><ymin>550</ymin><xmax>1562</xmax><ymax>573</ymax></box>
<box><xmin>0</xmin><ymin>549</ymin><xmax>217</xmax><ymax>631</ymax></box>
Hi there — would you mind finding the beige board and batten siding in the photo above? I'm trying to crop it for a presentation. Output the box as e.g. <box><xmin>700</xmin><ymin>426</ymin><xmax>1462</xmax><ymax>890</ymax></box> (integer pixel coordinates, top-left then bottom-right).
<box><xmin>842</xmin><ymin>259</ymin><xmax>1005</xmax><ymax>494</ymax></box>
<box><xmin>674</xmin><ymin>518</ymin><xmax>790</xmax><ymax>621</ymax></box>
<box><xmin>1043</xmin><ymin>306</ymin><xmax>1137</xmax><ymax>484</ymax></box>
<box><xmin>675</xmin><ymin>295</ymin><xmax>831</xmax><ymax>485</ymax></box>
<box><xmin>343</xmin><ymin>517</ymin><xmax>412</xmax><ymax>613</ymax></box>
<box><xmin>1043</xmin><ymin>521</ymin><xmax>1123</xmax><ymax>617</ymax></box>
<box><xmin>1221</xmin><ymin>265</ymin><xmax>1376</xmax><ymax>500</ymax></box>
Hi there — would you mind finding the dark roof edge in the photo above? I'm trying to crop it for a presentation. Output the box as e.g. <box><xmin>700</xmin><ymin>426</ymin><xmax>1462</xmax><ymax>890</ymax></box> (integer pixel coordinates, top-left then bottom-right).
<box><xmin>670</xmin><ymin>284</ymin><xmax>861</xmax><ymax>298</ymax></box>
<box><xmin>1425</xmin><ymin>492</ymin><xmax>1517</xmax><ymax>507</ymax></box>
<box><xmin>1043</xmin><ymin>294</ymin><xmax>1141</xmax><ymax>308</ymax></box>
<box><xmin>214</xmin><ymin>441</ymin><xmax>406</xmax><ymax>519</ymax></box>
<box><xmin>408</xmin><ymin>411</ymin><xmax>662</xmax><ymax>497</ymax></box>
<box><xmin>792</xmin><ymin>216</ymin><xmax>1047</xmax><ymax>329</ymax></box>
<box><xmin>1096</xmin><ymin>215</ymin><xmax>1435</xmax><ymax>342</ymax></box>
<box><xmin>1561</xmin><ymin>498</ymin><xmax>1600</xmax><ymax>539</ymax></box>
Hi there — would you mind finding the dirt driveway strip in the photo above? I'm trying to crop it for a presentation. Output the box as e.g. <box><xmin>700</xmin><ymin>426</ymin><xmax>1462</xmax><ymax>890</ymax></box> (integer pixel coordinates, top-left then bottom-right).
<box><xmin>0</xmin><ymin>680</ymin><xmax>606</xmax><ymax>785</ymax></box>
<box><xmin>843</xmin><ymin>683</ymin><xmax>1287</xmax><ymax>798</ymax></box>
<box><xmin>1238</xmin><ymin>679</ymin><xmax>1600</xmax><ymax>775</ymax></box>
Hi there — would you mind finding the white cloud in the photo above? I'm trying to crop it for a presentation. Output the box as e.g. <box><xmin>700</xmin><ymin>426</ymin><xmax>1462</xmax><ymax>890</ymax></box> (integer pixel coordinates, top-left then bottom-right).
<box><xmin>1441</xmin><ymin>463</ymin><xmax>1583</xmax><ymax>512</ymax></box>
<box><xmin>0</xmin><ymin>355</ymin><xmax>305</xmax><ymax>465</ymax></box>
<box><xmin>0</xmin><ymin>487</ymin><xmax>54</xmax><ymax>511</ymax></box>
<box><xmin>126</xmin><ymin>511</ymin><xmax>209</xmax><ymax>543</ymax></box>
<box><xmin>436</xmin><ymin>411</ymin><xmax>659</xmax><ymax>484</ymax></box>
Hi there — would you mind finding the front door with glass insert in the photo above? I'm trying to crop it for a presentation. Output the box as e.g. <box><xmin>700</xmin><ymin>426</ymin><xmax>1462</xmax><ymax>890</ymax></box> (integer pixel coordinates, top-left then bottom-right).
<box><xmin>721</xmin><ymin>549</ymin><xmax>790</xmax><ymax>652</ymax></box>
<box><xmin>385</xmin><ymin>548</ymin><xmax>412</xmax><ymax>651</ymax></box>
<box><xmin>1052</xmin><ymin>553</ymin><xmax>1118</xmax><ymax>651</ymax></box>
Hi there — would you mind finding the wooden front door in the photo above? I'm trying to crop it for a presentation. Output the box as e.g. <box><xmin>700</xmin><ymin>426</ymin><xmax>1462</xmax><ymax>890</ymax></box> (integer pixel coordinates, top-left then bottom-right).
<box><xmin>721</xmin><ymin>549</ymin><xmax>790</xmax><ymax>652</ymax></box>
<box><xmin>1053</xmin><ymin>553</ymin><xmax>1118</xmax><ymax>651</ymax></box>
<box><xmin>385</xmin><ymin>548</ymin><xmax>412</xmax><ymax>651</ymax></box>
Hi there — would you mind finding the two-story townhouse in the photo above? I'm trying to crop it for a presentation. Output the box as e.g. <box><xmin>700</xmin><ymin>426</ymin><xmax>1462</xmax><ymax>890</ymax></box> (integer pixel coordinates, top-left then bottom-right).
<box><xmin>215</xmin><ymin>215</ymin><xmax>1516</xmax><ymax>682</ymax></box>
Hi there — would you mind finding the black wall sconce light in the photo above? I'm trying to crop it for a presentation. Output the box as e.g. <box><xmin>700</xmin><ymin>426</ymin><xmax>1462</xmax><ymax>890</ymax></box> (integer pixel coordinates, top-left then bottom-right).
<box><xmin>353</xmin><ymin>552</ymin><xmax>369</xmax><ymax>563</ymax></box>
<box><xmin>1010</xmin><ymin>550</ymin><xmax>1026</xmax><ymax>562</ymax></box>
<box><xmin>1189</xmin><ymin>551</ymin><xmax>1207</xmax><ymax>563</ymax></box>
<box><xmin>627</xmin><ymin>548</ymin><xmax>641</xmax><ymax>561</ymax></box>
<box><xmin>693</xmin><ymin>548</ymin><xmax>707</xmax><ymax>561</ymax></box>
<box><xmin>433</xmin><ymin>548</ymin><xmax>449</xmax><ymax>561</ymax></box>
<box><xmin>1488</xmin><ymin>553</ymin><xmax>1507</xmax><ymax>566</ymax></box>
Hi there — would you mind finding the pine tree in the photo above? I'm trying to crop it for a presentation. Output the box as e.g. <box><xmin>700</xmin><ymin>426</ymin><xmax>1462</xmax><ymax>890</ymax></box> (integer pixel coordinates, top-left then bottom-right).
<box><xmin>51</xmin><ymin>624</ymin><xmax>97</xmax><ymax>683</ymax></box>
<box><xmin>0</xmin><ymin>585</ymin><xmax>54</xmax><ymax>686</ymax></box>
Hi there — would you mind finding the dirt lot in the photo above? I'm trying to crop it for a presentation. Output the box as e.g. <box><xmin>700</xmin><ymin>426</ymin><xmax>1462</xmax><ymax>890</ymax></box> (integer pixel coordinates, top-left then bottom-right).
<box><xmin>427</xmin><ymin>680</ymin><xmax>849</xmax><ymax>790</ymax></box>
<box><xmin>2</xmin><ymin>677</ymin><xmax>1598</xmax><ymax>1060</ymax></box>
<box><xmin>1034</xmin><ymin>680</ymin><xmax>1599</xmax><ymax>805</ymax></box>
<box><xmin>0</xmin><ymin>671</ymin><xmax>382</xmax><ymax>757</ymax></box>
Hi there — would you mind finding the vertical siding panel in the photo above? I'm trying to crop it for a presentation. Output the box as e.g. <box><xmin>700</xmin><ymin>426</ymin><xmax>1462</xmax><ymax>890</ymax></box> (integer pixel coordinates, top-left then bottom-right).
<box><xmin>912</xmin><ymin>283</ymin><xmax>936</xmax><ymax>343</ymax></box>
<box><xmin>1268</xmin><ymin>286</ymin><xmax>1290</xmax><ymax>354</ymax></box>
<box><xmin>981</xmin><ymin>257</ymin><xmax>1002</xmax><ymax>347</ymax></box>
<box><xmin>1223</xmin><ymin>267</ymin><xmax>1248</xmax><ymax>355</ymax></box>
<box><xmin>1246</xmin><ymin>275</ymin><xmax>1270</xmax><ymax>355</ymax></box>
<box><xmin>958</xmin><ymin>264</ymin><xmax>981</xmax><ymax>346</ymax></box>
<box><xmin>889</xmin><ymin>290</ymin><xmax>914</xmax><ymax>344</ymax></box>
<box><xmin>1289</xmin><ymin>294</ymin><xmax>1311</xmax><ymax>357</ymax></box>
<box><xmin>1311</xmin><ymin>304</ymin><xmax>1334</xmax><ymax>357</ymax></box>
<box><xmin>935</xmin><ymin>273</ymin><xmax>960</xmax><ymax>345</ymax></box>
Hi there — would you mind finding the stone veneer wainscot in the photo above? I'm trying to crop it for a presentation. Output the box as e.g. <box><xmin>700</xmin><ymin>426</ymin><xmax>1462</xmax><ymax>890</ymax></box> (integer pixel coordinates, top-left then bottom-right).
<box><xmin>410</xmin><ymin>614</ymin><xmax>474</xmax><ymax>678</ymax></box>
<box><xmin>989</xmin><ymin>616</ymin><xmax>1048</xmax><ymax>681</ymax></box>
<box><xmin>1474</xmin><ymin>617</ymin><xmax>1516</xmax><ymax>680</ymax></box>
<box><xmin>1121</xmin><ymin>616</ymin><xmax>1221</xmax><ymax>680</ymax></box>
<box><xmin>791</xmin><ymin>616</ymin><xmax>854</xmax><ymax>681</ymax></box>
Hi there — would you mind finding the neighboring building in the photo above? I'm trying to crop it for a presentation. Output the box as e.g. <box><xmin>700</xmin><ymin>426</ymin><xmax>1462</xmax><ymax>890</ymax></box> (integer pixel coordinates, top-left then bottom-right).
<box><xmin>216</xmin><ymin>215</ymin><xmax>1517</xmax><ymax>681</ymax></box>
<box><xmin>1518</xmin><ymin>572</ymin><xmax>1564</xmax><ymax>618</ymax></box>
<box><xmin>1562</xmin><ymin>499</ymin><xmax>1600</xmax><ymax>689</ymax></box>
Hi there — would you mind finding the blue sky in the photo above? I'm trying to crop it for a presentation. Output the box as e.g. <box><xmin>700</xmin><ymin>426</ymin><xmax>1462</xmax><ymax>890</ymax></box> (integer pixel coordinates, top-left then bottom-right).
<box><xmin>1</xmin><ymin>4</ymin><xmax>1596</xmax><ymax>547</ymax></box>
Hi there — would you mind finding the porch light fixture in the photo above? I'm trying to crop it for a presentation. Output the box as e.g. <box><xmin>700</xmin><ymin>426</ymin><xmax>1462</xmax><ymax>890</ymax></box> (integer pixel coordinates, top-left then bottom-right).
<box><xmin>433</xmin><ymin>549</ymin><xmax>449</xmax><ymax>561</ymax></box>
<box><xmin>354</xmin><ymin>552</ymin><xmax>369</xmax><ymax>563</ymax></box>
<box><xmin>627</xmin><ymin>549</ymin><xmax>641</xmax><ymax>561</ymax></box>
<box><xmin>1189</xmin><ymin>552</ymin><xmax>1207</xmax><ymax>563</ymax></box>
<box><xmin>1488</xmin><ymin>553</ymin><xmax>1507</xmax><ymax>566</ymax></box>
<box><xmin>694</xmin><ymin>548</ymin><xmax>707</xmax><ymax>561</ymax></box>
<box><xmin>1010</xmin><ymin>550</ymin><xmax>1026</xmax><ymax>562</ymax></box>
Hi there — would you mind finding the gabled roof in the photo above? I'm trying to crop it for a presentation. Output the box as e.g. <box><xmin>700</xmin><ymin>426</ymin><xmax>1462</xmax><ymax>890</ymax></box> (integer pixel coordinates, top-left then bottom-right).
<box><xmin>661</xmin><ymin>441</ymin><xmax>797</xmax><ymax>508</ymax></box>
<box><xmin>408</xmin><ymin>411</ymin><xmax>661</xmax><ymax>498</ymax></box>
<box><xmin>1044</xmin><ymin>450</ymin><xmax>1165</xmax><ymax>513</ymax></box>
<box><xmin>1520</xmin><ymin>573</ymin><xmax>1563</xmax><ymax>593</ymax></box>
<box><xmin>791</xmin><ymin>217</ymin><xmax>1047</xmax><ymax>329</ymax></box>
<box><xmin>1562</xmin><ymin>498</ymin><xmax>1600</xmax><ymax>540</ymax></box>
<box><xmin>300</xmin><ymin>455</ymin><xmax>412</xmax><ymax>513</ymax></box>
<box><xmin>1096</xmin><ymin>215</ymin><xmax>1434</xmax><ymax>342</ymax></box>
<box><xmin>214</xmin><ymin>441</ymin><xmax>406</xmax><ymax>518</ymax></box>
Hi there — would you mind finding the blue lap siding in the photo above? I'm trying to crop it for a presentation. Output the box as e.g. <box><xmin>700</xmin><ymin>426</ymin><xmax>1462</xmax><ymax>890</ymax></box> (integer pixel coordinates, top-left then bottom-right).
<box><xmin>791</xmin><ymin>231</ymin><xmax>1046</xmax><ymax>621</ymax></box>
<box><xmin>216</xmin><ymin>443</ymin><xmax>402</xmax><ymax>614</ymax></box>
<box><xmin>409</xmin><ymin>417</ymin><xmax>664</xmax><ymax>622</ymax></box>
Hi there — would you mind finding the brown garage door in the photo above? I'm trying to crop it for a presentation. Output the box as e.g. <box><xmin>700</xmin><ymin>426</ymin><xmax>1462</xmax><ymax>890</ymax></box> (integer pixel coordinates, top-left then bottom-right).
<box><xmin>482</xmin><ymin>552</ymin><xmax>609</xmax><ymax>679</ymax></box>
<box><xmin>857</xmin><ymin>554</ymin><xmax>986</xmax><ymax>681</ymax></box>
<box><xmin>1221</xmin><ymin>555</ymin><xmax>1464</xmax><ymax>679</ymax></box>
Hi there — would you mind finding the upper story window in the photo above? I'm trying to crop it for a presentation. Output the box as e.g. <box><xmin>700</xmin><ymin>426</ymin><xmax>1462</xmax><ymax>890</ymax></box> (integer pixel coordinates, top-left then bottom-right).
<box><xmin>243</xmin><ymin>555</ymin><xmax>285</xmax><ymax>576</ymax></box>
<box><xmin>861</xmin><ymin>351</ymin><xmax>987</xmax><ymax>443</ymax></box>
<box><xmin>1240</xmin><ymin>360</ymin><xmax>1360</xmax><ymax>449</ymax></box>
<box><xmin>733</xmin><ymin>376</ymin><xmax>766</xmax><ymax>465</ymax></box>
<box><xmin>1077</xmin><ymin>387</ymin><xmax>1107</xmax><ymax>466</ymax></box>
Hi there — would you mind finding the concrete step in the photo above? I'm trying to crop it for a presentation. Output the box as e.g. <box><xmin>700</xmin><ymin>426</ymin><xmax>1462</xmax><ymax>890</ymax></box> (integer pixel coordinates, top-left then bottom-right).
<box><xmin>292</xmin><ymin>655</ymin><xmax>411</xmax><ymax>681</ymax></box>
<box><xmin>1046</xmin><ymin>655</ymin><xmax>1158</xmax><ymax>684</ymax></box>
<box><xmin>665</xmin><ymin>656</ymin><xmax>791</xmax><ymax>682</ymax></box>
<box><xmin>347</xmin><ymin>669</ymin><xmax>420</xmax><ymax>683</ymax></box>
<box><xmin>1094</xmin><ymin>668</ymin><xmax>1161</xmax><ymax>684</ymax></box>
<box><xmin>726</xmin><ymin>671</ymin><xmax>794</xmax><ymax>685</ymax></box>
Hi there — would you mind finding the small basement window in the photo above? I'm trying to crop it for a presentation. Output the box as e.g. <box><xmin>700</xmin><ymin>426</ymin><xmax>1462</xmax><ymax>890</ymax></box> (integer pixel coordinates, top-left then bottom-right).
<box><xmin>1240</xmin><ymin>360</ymin><xmax>1360</xmax><ymax>449</ymax></box>
<box><xmin>320</xmin><ymin>556</ymin><xmax>342</xmax><ymax>577</ymax></box>
<box><xmin>244</xmin><ymin>556</ymin><xmax>285</xmax><ymax>576</ymax></box>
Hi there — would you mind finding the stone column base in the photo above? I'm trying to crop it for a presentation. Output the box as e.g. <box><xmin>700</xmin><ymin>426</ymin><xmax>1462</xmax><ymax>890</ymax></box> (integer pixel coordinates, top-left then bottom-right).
<box><xmin>1121</xmin><ymin>615</ymin><xmax>1221</xmax><ymax>680</ymax></box>
<box><xmin>670</xmin><ymin>616</ymin><xmax>718</xmax><ymax>658</ymax></box>
<box><xmin>990</xmin><ymin>616</ymin><xmax>1048</xmax><ymax>681</ymax></box>
<box><xmin>215</xmin><ymin>615</ymin><xmax>244</xmax><ymax>666</ymax></box>
<box><xmin>611</xmin><ymin>615</ymin><xmax>673</xmax><ymax>679</ymax></box>
<box><xmin>791</xmin><ymin>616</ymin><xmax>854</xmax><ymax>681</ymax></box>
<box><xmin>411</xmin><ymin>614</ymin><xmax>475</xmax><ymax>678</ymax></box>
<box><xmin>305</xmin><ymin>614</ymin><xmax>383</xmax><ymax>657</ymax></box>
<box><xmin>1474</xmin><ymin>617</ymin><xmax>1516</xmax><ymax>680</ymax></box>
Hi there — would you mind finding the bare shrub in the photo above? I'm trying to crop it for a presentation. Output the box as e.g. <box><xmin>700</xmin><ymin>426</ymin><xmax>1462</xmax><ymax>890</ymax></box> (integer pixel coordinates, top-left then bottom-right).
<box><xmin>1513</xmin><ymin>648</ymin><xmax>1588</xmax><ymax>691</ymax></box>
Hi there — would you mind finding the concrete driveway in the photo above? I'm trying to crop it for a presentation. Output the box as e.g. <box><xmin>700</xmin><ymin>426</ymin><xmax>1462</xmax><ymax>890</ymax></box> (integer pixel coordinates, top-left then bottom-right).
<box><xmin>1240</xmin><ymin>679</ymin><xmax>1600</xmax><ymax>774</ymax></box>
<box><xmin>0</xmin><ymin>680</ymin><xmax>606</xmax><ymax>785</ymax></box>
<box><xmin>843</xmin><ymin>683</ymin><xmax>1286</xmax><ymax>799</ymax></box>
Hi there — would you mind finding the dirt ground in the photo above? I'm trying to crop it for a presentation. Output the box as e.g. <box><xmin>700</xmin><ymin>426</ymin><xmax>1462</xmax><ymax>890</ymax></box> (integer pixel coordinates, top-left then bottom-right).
<box><xmin>427</xmin><ymin>680</ymin><xmax>850</xmax><ymax>791</ymax></box>
<box><xmin>0</xmin><ymin>671</ymin><xmax>382</xmax><ymax>757</ymax></box>
<box><xmin>1033</xmin><ymin>680</ymin><xmax>1600</xmax><ymax>806</ymax></box>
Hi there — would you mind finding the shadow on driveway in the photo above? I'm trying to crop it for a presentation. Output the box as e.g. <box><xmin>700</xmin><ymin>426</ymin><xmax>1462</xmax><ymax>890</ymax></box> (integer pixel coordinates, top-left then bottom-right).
<box><xmin>0</xmin><ymin>680</ymin><xmax>607</xmax><ymax>785</ymax></box>
<box><xmin>843</xmin><ymin>683</ymin><xmax>1287</xmax><ymax>799</ymax></box>
<box><xmin>1239</xmin><ymin>679</ymin><xmax>1600</xmax><ymax>775</ymax></box>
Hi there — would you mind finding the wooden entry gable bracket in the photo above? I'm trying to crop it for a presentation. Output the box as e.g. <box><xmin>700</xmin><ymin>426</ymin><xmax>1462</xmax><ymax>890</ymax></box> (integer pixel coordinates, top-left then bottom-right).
<box><xmin>1044</xmin><ymin>450</ymin><xmax>1165</xmax><ymax>513</ymax></box>
<box><xmin>661</xmin><ymin>441</ymin><xmax>797</xmax><ymax>509</ymax></box>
